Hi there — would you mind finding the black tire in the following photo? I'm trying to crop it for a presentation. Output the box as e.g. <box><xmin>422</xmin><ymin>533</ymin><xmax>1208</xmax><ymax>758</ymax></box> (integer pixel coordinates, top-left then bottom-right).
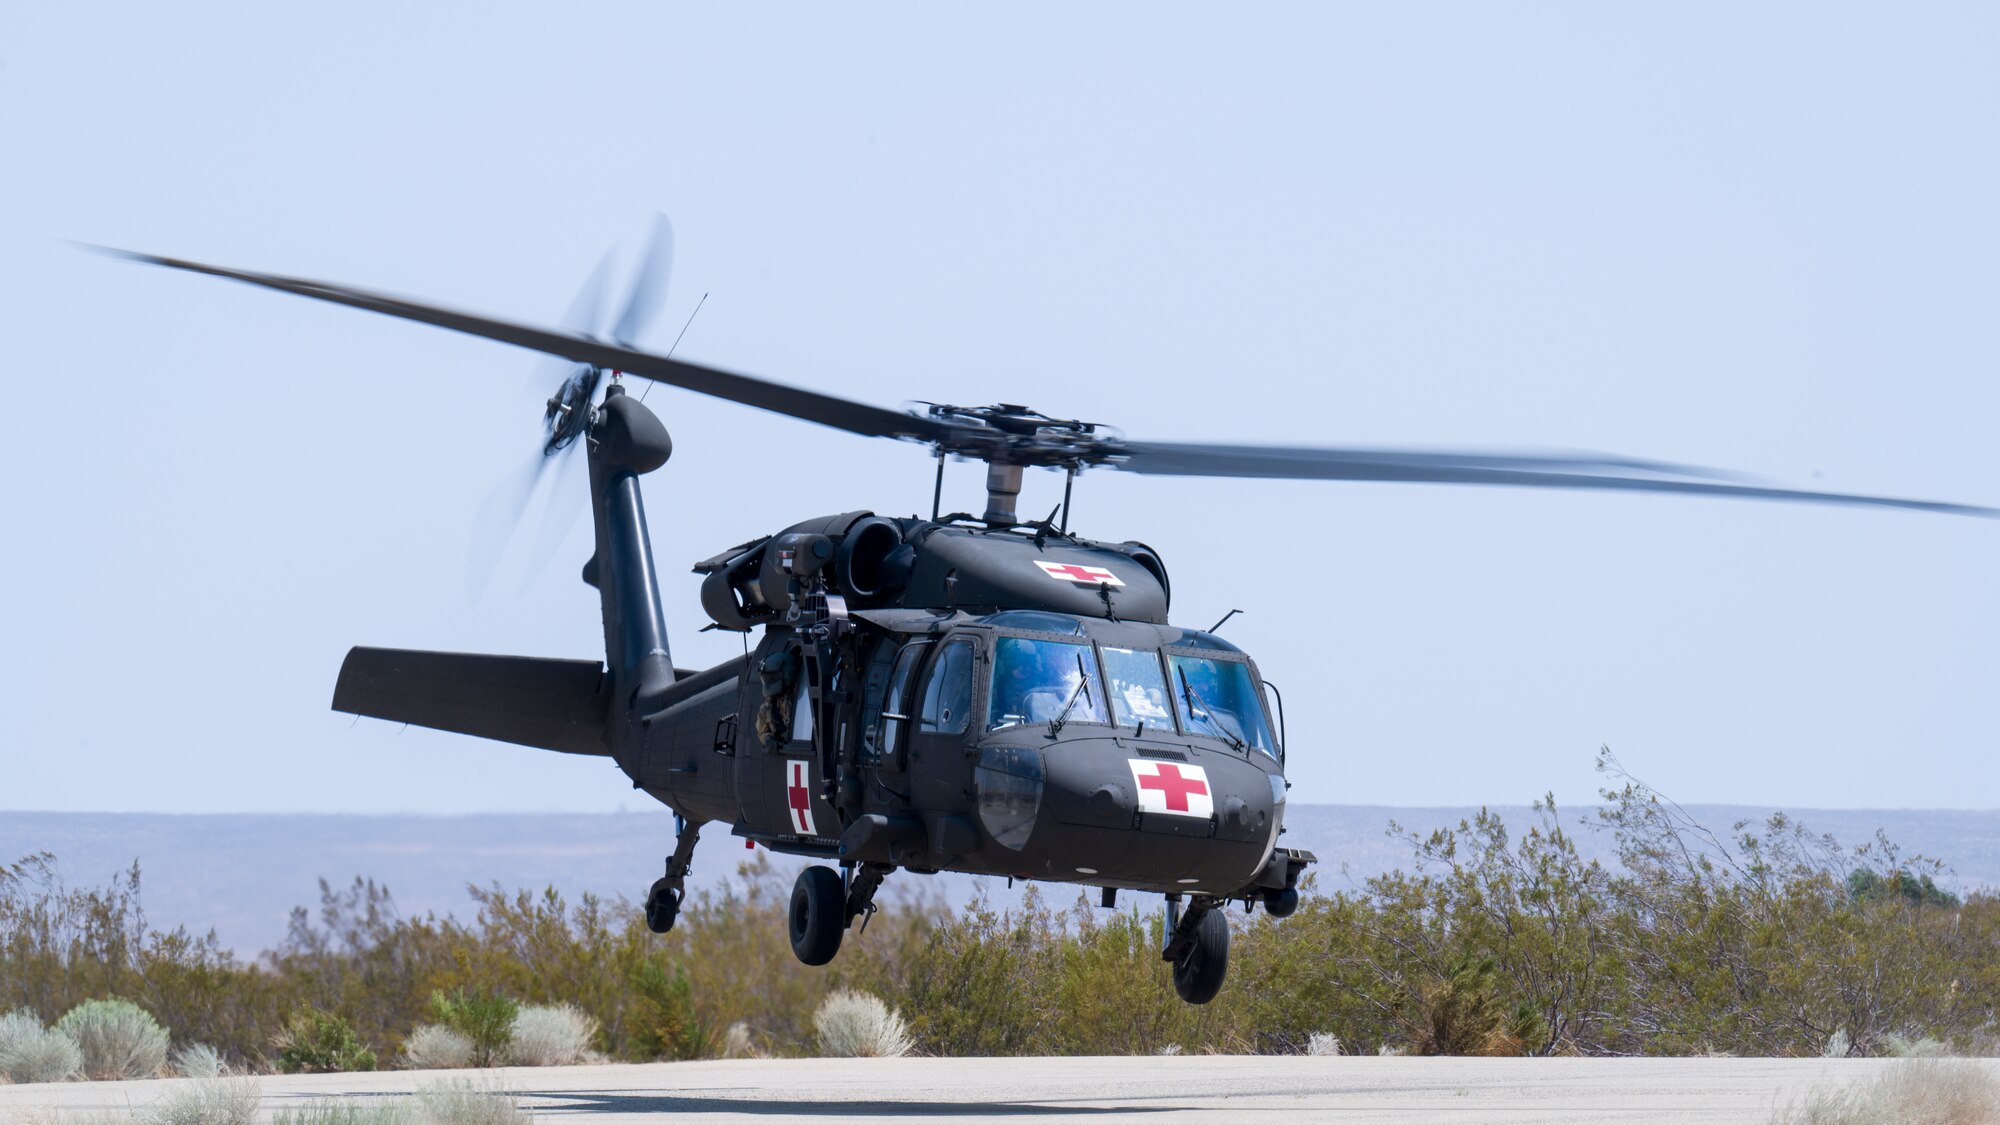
<box><xmin>1171</xmin><ymin>908</ymin><xmax>1230</xmax><ymax>1004</ymax></box>
<box><xmin>789</xmin><ymin>865</ymin><xmax>846</xmax><ymax>966</ymax></box>
<box><xmin>644</xmin><ymin>880</ymin><xmax>680</xmax><ymax>935</ymax></box>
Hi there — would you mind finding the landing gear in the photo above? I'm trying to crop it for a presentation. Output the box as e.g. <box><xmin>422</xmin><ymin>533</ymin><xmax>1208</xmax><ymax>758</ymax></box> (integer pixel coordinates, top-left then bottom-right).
<box><xmin>1163</xmin><ymin>895</ymin><xmax>1230</xmax><ymax>1005</ymax></box>
<box><xmin>789</xmin><ymin>865</ymin><xmax>846</xmax><ymax>965</ymax></box>
<box><xmin>645</xmin><ymin>817</ymin><xmax>702</xmax><ymax>935</ymax></box>
<box><xmin>788</xmin><ymin>862</ymin><xmax>892</xmax><ymax>966</ymax></box>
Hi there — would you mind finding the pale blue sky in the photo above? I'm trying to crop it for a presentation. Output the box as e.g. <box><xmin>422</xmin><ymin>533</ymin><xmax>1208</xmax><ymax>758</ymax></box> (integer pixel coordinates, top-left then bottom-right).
<box><xmin>2</xmin><ymin>3</ymin><xmax>1995</xmax><ymax>814</ymax></box>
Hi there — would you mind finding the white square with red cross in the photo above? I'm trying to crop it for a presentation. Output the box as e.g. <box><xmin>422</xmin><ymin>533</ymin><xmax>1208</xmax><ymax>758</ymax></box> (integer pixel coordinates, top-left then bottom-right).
<box><xmin>785</xmin><ymin>759</ymin><xmax>818</xmax><ymax>836</ymax></box>
<box><xmin>1127</xmin><ymin>759</ymin><xmax>1213</xmax><ymax>819</ymax></box>
<box><xmin>1034</xmin><ymin>560</ymin><xmax>1125</xmax><ymax>587</ymax></box>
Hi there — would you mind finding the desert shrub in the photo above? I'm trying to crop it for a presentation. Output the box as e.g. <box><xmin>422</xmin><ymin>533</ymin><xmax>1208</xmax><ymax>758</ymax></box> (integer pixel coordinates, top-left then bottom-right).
<box><xmin>8</xmin><ymin>749</ymin><xmax>2000</xmax><ymax>1064</ymax></box>
<box><xmin>1822</xmin><ymin>1030</ymin><xmax>1852</xmax><ymax>1059</ymax></box>
<box><xmin>274</xmin><ymin>1008</ymin><xmax>376</xmax><ymax>1073</ymax></box>
<box><xmin>145</xmin><ymin>1076</ymin><xmax>261</xmax><ymax>1125</ymax></box>
<box><xmin>173</xmin><ymin>1042</ymin><xmax>225</xmax><ymax>1078</ymax></box>
<box><xmin>1305</xmin><ymin>1032</ymin><xmax>1342</xmax><ymax>1056</ymax></box>
<box><xmin>1848</xmin><ymin>868</ymin><xmax>1960</xmax><ymax>910</ymax></box>
<box><xmin>0</xmin><ymin>1008</ymin><xmax>40</xmax><ymax>1061</ymax></box>
<box><xmin>274</xmin><ymin>1100</ymin><xmax>411</xmax><ymax>1125</ymax></box>
<box><xmin>505</xmin><ymin>1004</ymin><xmax>596</xmax><ymax>1067</ymax></box>
<box><xmin>426</xmin><ymin>990</ymin><xmax>516</xmax><ymax>1069</ymax></box>
<box><xmin>0</xmin><ymin>1008</ymin><xmax>83</xmax><ymax>1083</ymax></box>
<box><xmin>1771</xmin><ymin>1058</ymin><xmax>2000</xmax><ymax>1125</ymax></box>
<box><xmin>719</xmin><ymin>1022</ymin><xmax>758</xmax><ymax>1059</ymax></box>
<box><xmin>813</xmin><ymin>991</ymin><xmax>911</xmax><ymax>1058</ymax></box>
<box><xmin>1882</xmin><ymin>1033</ymin><xmax>1952</xmax><ymax>1059</ymax></box>
<box><xmin>403</xmin><ymin>1025</ymin><xmax>476</xmax><ymax>1071</ymax></box>
<box><xmin>412</xmin><ymin>1080</ymin><xmax>532</xmax><ymax>1125</ymax></box>
<box><xmin>56</xmin><ymin>998</ymin><xmax>169</xmax><ymax>1080</ymax></box>
<box><xmin>627</xmin><ymin>961</ymin><xmax>712</xmax><ymax>1061</ymax></box>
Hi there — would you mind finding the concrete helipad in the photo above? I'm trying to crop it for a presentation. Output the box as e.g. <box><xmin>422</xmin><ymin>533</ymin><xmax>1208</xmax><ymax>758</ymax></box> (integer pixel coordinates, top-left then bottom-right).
<box><xmin>1</xmin><ymin>1055</ymin><xmax>1983</xmax><ymax>1124</ymax></box>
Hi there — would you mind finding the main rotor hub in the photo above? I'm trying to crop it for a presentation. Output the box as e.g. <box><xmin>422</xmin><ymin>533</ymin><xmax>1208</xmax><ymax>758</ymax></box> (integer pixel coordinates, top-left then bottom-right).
<box><xmin>920</xmin><ymin>402</ymin><xmax>1121</xmax><ymax>471</ymax></box>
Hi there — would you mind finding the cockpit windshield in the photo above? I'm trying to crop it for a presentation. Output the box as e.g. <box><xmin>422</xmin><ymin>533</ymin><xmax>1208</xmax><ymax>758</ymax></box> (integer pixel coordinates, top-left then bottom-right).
<box><xmin>988</xmin><ymin>636</ymin><xmax>1106</xmax><ymax>730</ymax></box>
<box><xmin>1167</xmin><ymin>654</ymin><xmax>1278</xmax><ymax>758</ymax></box>
<box><xmin>1101</xmin><ymin>646</ymin><xmax>1173</xmax><ymax>730</ymax></box>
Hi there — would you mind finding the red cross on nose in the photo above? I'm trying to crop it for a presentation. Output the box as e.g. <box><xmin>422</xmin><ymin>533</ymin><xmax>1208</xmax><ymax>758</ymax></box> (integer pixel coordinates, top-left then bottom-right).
<box><xmin>1139</xmin><ymin>763</ymin><xmax>1209</xmax><ymax>812</ymax></box>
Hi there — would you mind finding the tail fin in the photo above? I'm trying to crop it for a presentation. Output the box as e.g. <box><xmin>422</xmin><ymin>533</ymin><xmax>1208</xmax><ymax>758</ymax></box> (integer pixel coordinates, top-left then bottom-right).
<box><xmin>584</xmin><ymin>383</ymin><xmax>677</xmax><ymax>715</ymax></box>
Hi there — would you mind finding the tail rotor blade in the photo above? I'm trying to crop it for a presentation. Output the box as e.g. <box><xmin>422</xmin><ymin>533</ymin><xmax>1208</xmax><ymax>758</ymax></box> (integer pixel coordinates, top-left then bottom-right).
<box><xmin>525</xmin><ymin>249</ymin><xmax>615</xmax><ymax>394</ymax></box>
<box><xmin>611</xmin><ymin>213</ymin><xmax>675</xmax><ymax>347</ymax></box>
<box><xmin>515</xmin><ymin>442</ymin><xmax>592</xmax><ymax>592</ymax></box>
<box><xmin>466</xmin><ymin>450</ymin><xmax>554</xmax><ymax>601</ymax></box>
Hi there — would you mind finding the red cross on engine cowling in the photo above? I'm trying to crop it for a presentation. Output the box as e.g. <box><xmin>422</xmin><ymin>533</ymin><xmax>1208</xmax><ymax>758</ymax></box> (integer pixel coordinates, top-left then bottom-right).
<box><xmin>1034</xmin><ymin>560</ymin><xmax>1126</xmax><ymax>587</ymax></box>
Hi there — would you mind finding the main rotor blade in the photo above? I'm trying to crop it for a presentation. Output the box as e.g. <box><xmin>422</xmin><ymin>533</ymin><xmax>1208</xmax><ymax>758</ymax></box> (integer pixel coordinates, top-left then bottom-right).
<box><xmin>1110</xmin><ymin>440</ymin><xmax>2000</xmax><ymax>519</ymax></box>
<box><xmin>101</xmin><ymin>248</ymin><xmax>954</xmax><ymax>443</ymax></box>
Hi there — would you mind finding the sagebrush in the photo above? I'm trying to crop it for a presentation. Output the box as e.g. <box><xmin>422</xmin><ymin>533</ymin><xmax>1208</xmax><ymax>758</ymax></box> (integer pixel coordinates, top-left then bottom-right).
<box><xmin>56</xmin><ymin>998</ymin><xmax>169</xmax><ymax>1080</ymax></box>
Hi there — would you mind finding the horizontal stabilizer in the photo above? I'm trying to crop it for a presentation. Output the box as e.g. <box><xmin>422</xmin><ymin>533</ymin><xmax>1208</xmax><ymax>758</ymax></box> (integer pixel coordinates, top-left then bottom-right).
<box><xmin>333</xmin><ymin>647</ymin><xmax>610</xmax><ymax>756</ymax></box>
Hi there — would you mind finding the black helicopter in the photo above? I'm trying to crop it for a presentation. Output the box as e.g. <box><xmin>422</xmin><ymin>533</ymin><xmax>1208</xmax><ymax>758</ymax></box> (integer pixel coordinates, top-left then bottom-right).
<box><xmin>107</xmin><ymin>229</ymin><xmax>1996</xmax><ymax>1005</ymax></box>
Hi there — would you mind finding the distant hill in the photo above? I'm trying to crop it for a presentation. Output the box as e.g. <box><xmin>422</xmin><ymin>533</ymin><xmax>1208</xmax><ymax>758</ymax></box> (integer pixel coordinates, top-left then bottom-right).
<box><xmin>4</xmin><ymin>805</ymin><xmax>1996</xmax><ymax>957</ymax></box>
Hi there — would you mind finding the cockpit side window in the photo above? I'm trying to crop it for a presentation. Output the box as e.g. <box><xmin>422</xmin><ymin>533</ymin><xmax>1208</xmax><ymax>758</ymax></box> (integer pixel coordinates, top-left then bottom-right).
<box><xmin>1167</xmin><ymin>653</ymin><xmax>1279</xmax><ymax>758</ymax></box>
<box><xmin>877</xmin><ymin>641</ymin><xmax>931</xmax><ymax>768</ymax></box>
<box><xmin>987</xmin><ymin>636</ymin><xmax>1106</xmax><ymax>731</ymax></box>
<box><xmin>919</xmin><ymin>638</ymin><xmax>976</xmax><ymax>735</ymax></box>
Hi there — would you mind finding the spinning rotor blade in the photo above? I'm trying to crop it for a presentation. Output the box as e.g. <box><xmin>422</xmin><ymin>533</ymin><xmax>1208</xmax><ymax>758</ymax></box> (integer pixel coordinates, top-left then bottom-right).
<box><xmin>1109</xmin><ymin>440</ymin><xmax>2000</xmax><ymax>519</ymax></box>
<box><xmin>610</xmin><ymin>214</ymin><xmax>674</xmax><ymax>347</ymax></box>
<box><xmin>100</xmin><ymin>248</ymin><xmax>954</xmax><ymax>443</ymax></box>
<box><xmin>96</xmin><ymin>246</ymin><xmax>1999</xmax><ymax>521</ymax></box>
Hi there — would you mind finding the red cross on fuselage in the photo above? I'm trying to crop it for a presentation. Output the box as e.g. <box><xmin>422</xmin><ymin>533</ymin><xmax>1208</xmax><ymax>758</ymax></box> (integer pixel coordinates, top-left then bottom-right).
<box><xmin>1046</xmin><ymin>564</ymin><xmax>1108</xmax><ymax>582</ymax></box>
<box><xmin>1139</xmin><ymin>763</ymin><xmax>1209</xmax><ymax>812</ymax></box>
<box><xmin>786</xmin><ymin>762</ymin><xmax>814</xmax><ymax>834</ymax></box>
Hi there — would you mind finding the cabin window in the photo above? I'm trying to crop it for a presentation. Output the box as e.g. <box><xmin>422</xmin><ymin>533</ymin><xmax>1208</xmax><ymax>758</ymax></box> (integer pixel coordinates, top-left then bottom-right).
<box><xmin>790</xmin><ymin>680</ymin><xmax>814</xmax><ymax>744</ymax></box>
<box><xmin>987</xmin><ymin>636</ymin><xmax>1105</xmax><ymax>731</ymax></box>
<box><xmin>919</xmin><ymin>638</ymin><xmax>976</xmax><ymax>735</ymax></box>
<box><xmin>1166</xmin><ymin>654</ymin><xmax>1279</xmax><ymax>758</ymax></box>
<box><xmin>1101</xmin><ymin>646</ymin><xmax>1174</xmax><ymax>730</ymax></box>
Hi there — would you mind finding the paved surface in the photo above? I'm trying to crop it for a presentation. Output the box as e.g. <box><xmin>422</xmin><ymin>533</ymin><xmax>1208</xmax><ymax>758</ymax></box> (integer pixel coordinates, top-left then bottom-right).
<box><xmin>2</xmin><ymin>1056</ymin><xmax>1988</xmax><ymax>1124</ymax></box>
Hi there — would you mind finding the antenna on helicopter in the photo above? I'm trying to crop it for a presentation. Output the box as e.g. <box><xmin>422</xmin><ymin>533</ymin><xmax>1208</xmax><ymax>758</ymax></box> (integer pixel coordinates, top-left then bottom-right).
<box><xmin>642</xmin><ymin>291</ymin><xmax>709</xmax><ymax>403</ymax></box>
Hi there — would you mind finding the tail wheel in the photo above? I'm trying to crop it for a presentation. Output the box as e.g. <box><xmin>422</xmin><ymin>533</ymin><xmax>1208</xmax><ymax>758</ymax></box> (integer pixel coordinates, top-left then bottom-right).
<box><xmin>1171</xmin><ymin>908</ymin><xmax>1230</xmax><ymax>1004</ymax></box>
<box><xmin>789</xmin><ymin>865</ymin><xmax>846</xmax><ymax>966</ymax></box>
<box><xmin>644</xmin><ymin>879</ymin><xmax>681</xmax><ymax>935</ymax></box>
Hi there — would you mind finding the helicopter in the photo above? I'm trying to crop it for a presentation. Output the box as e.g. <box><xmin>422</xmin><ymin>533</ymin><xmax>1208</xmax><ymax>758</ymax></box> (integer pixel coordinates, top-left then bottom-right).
<box><xmin>105</xmin><ymin>228</ymin><xmax>1997</xmax><ymax>1005</ymax></box>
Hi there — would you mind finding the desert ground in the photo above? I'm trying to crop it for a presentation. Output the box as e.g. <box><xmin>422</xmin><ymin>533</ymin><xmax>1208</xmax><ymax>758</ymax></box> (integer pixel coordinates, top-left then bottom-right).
<box><xmin>5</xmin><ymin>1055</ymin><xmax>1986</xmax><ymax>1124</ymax></box>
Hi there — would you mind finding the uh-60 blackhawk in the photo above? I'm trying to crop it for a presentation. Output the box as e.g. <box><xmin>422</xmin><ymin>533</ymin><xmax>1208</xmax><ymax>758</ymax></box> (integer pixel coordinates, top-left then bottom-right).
<box><xmin>107</xmin><ymin>225</ymin><xmax>1997</xmax><ymax>1004</ymax></box>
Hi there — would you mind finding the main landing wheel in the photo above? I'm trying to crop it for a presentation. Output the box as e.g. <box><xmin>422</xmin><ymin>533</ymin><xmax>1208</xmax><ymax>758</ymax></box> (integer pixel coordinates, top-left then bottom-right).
<box><xmin>789</xmin><ymin>865</ymin><xmax>845</xmax><ymax>966</ymax></box>
<box><xmin>1172</xmin><ymin>908</ymin><xmax>1230</xmax><ymax>1005</ymax></box>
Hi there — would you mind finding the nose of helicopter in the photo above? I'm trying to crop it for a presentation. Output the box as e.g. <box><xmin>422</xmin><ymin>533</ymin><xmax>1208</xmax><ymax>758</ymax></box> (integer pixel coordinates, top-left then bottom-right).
<box><xmin>973</xmin><ymin>734</ymin><xmax>1283</xmax><ymax>894</ymax></box>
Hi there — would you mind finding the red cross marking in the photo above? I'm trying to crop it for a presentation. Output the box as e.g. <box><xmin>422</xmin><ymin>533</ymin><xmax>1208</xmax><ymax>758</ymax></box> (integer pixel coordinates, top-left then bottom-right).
<box><xmin>1046</xmin><ymin>563</ymin><xmax>1106</xmax><ymax>581</ymax></box>
<box><xmin>1138</xmin><ymin>763</ymin><xmax>1209</xmax><ymax>812</ymax></box>
<box><xmin>786</xmin><ymin>761</ymin><xmax>816</xmax><ymax>835</ymax></box>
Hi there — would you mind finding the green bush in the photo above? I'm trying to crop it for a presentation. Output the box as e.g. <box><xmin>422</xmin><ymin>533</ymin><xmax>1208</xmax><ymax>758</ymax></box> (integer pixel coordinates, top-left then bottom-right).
<box><xmin>628</xmin><ymin>962</ymin><xmax>712</xmax><ymax>1061</ymax></box>
<box><xmin>274</xmin><ymin>1007</ymin><xmax>376</xmax><ymax>1073</ymax></box>
<box><xmin>426</xmin><ymin>989</ymin><xmax>516</xmax><ymax>1069</ymax></box>
<box><xmin>56</xmin><ymin>997</ymin><xmax>169</xmax><ymax>1080</ymax></box>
